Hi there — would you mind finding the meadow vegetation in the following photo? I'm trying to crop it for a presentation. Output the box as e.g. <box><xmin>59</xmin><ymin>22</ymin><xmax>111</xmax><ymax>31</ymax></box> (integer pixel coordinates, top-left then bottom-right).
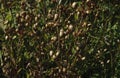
<box><xmin>0</xmin><ymin>0</ymin><xmax>120</xmax><ymax>78</ymax></box>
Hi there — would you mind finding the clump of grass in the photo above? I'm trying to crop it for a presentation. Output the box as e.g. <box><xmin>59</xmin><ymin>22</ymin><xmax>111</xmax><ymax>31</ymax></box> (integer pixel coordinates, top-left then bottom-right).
<box><xmin>0</xmin><ymin>0</ymin><xmax>120</xmax><ymax>77</ymax></box>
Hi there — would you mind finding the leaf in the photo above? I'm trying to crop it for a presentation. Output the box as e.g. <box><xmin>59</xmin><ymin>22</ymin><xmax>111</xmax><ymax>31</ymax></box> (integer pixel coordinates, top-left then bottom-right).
<box><xmin>12</xmin><ymin>35</ymin><xmax>17</xmax><ymax>39</ymax></box>
<box><xmin>89</xmin><ymin>48</ymin><xmax>94</xmax><ymax>54</ymax></box>
<box><xmin>0</xmin><ymin>51</ymin><xmax>3</xmax><ymax>64</ymax></box>
<box><xmin>27</xmin><ymin>73</ymin><xmax>30</xmax><ymax>78</ymax></box>
<box><xmin>0</xmin><ymin>27</ymin><xmax>4</xmax><ymax>36</ymax></box>
<box><xmin>6</xmin><ymin>11</ymin><xmax>12</xmax><ymax>21</ymax></box>
<box><xmin>74</xmin><ymin>13</ymin><xmax>78</xmax><ymax>21</ymax></box>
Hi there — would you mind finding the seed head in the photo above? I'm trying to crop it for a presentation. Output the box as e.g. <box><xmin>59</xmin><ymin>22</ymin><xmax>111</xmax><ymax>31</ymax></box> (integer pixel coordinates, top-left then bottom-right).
<box><xmin>81</xmin><ymin>57</ymin><xmax>86</xmax><ymax>60</ymax></box>
<box><xmin>49</xmin><ymin>50</ymin><xmax>53</xmax><ymax>56</ymax></box>
<box><xmin>51</xmin><ymin>36</ymin><xmax>57</xmax><ymax>41</ymax></box>
<box><xmin>54</xmin><ymin>14</ymin><xmax>58</xmax><ymax>21</ymax></box>
<box><xmin>59</xmin><ymin>29</ymin><xmax>64</xmax><ymax>37</ymax></box>
<box><xmin>68</xmin><ymin>24</ymin><xmax>73</xmax><ymax>30</ymax></box>
<box><xmin>72</xmin><ymin>2</ymin><xmax>77</xmax><ymax>8</ymax></box>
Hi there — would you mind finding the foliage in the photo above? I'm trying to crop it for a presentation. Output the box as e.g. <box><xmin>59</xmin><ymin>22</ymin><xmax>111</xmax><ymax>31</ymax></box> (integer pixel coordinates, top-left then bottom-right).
<box><xmin>0</xmin><ymin>0</ymin><xmax>120</xmax><ymax>78</ymax></box>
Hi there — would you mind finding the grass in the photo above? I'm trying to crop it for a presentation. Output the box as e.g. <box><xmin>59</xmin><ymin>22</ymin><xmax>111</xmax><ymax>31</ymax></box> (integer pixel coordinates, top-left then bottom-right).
<box><xmin>0</xmin><ymin>0</ymin><xmax>120</xmax><ymax>78</ymax></box>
